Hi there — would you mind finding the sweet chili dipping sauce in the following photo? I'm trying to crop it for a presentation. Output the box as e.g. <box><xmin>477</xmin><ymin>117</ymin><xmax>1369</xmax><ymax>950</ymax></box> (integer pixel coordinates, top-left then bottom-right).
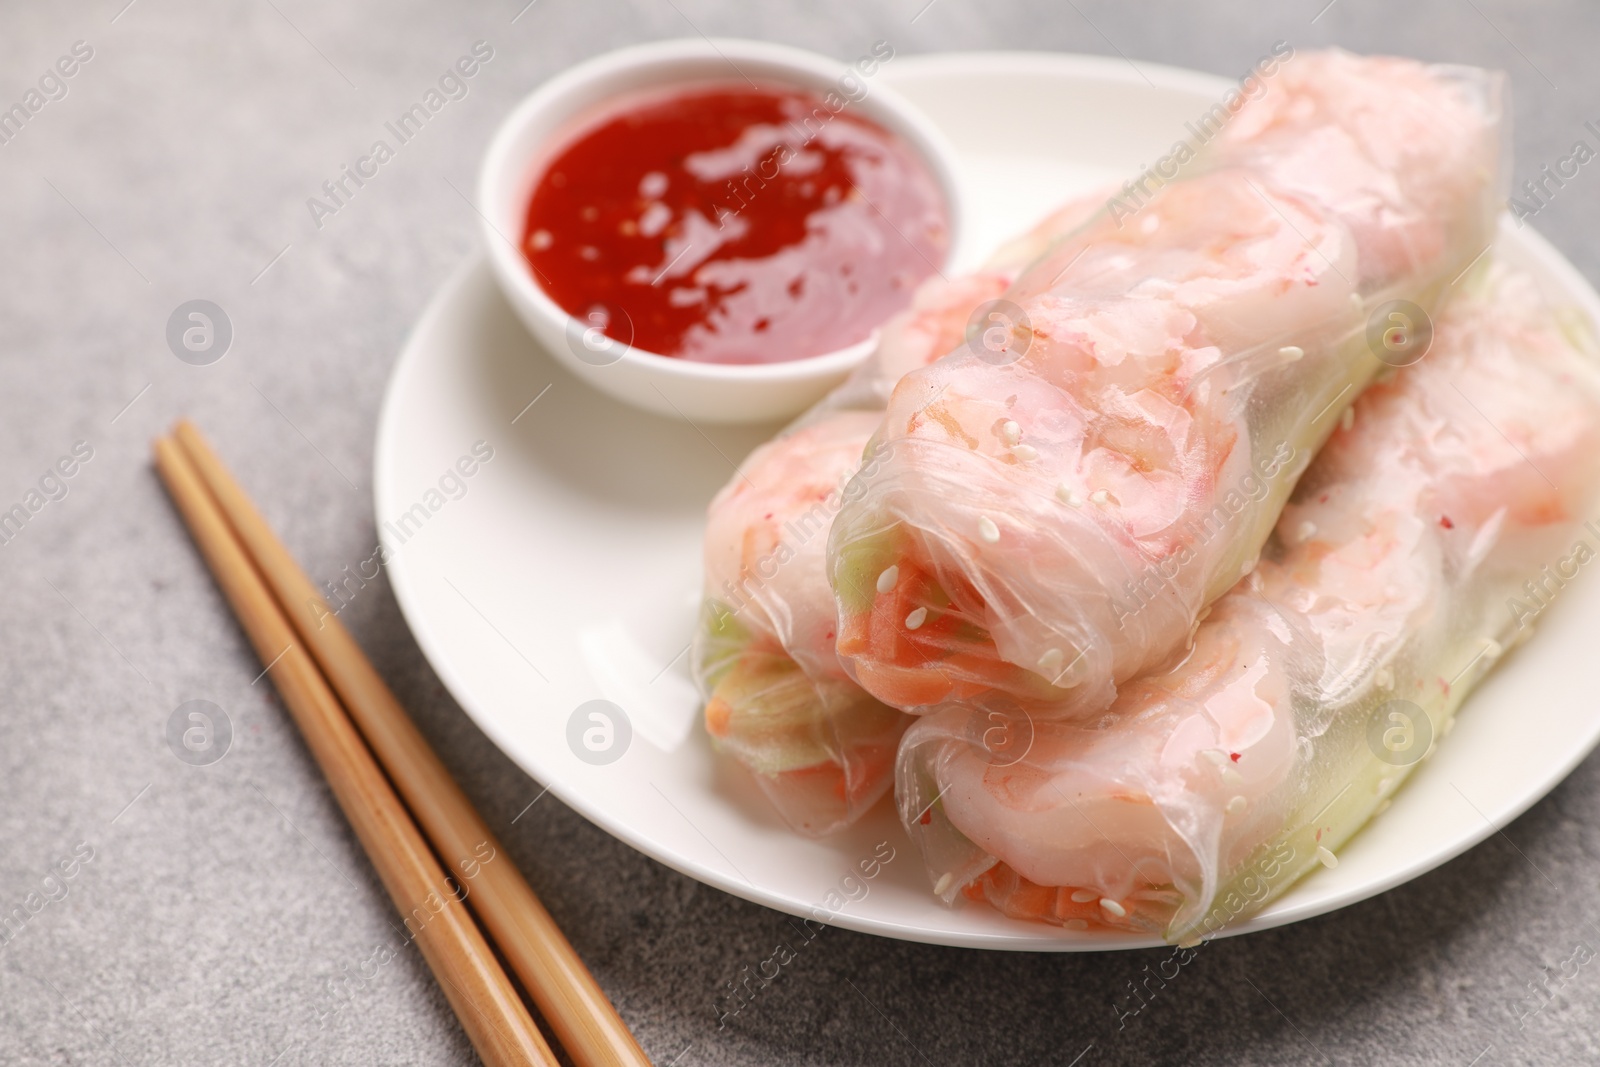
<box><xmin>522</xmin><ymin>82</ymin><xmax>949</xmax><ymax>364</ymax></box>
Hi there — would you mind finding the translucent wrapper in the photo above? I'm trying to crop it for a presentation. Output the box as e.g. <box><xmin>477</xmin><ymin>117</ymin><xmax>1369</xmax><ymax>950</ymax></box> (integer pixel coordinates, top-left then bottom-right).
<box><xmin>897</xmin><ymin>263</ymin><xmax>1600</xmax><ymax>941</ymax></box>
<box><xmin>694</xmin><ymin>195</ymin><xmax>1110</xmax><ymax>835</ymax></box>
<box><xmin>830</xmin><ymin>51</ymin><xmax>1508</xmax><ymax>720</ymax></box>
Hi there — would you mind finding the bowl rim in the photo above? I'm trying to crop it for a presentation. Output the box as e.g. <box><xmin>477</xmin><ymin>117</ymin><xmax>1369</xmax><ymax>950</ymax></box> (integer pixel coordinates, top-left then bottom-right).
<box><xmin>476</xmin><ymin>36</ymin><xmax>969</xmax><ymax>385</ymax></box>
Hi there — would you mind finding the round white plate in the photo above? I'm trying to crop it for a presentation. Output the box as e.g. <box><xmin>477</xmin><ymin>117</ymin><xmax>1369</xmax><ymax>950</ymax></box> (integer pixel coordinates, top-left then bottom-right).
<box><xmin>374</xmin><ymin>52</ymin><xmax>1600</xmax><ymax>950</ymax></box>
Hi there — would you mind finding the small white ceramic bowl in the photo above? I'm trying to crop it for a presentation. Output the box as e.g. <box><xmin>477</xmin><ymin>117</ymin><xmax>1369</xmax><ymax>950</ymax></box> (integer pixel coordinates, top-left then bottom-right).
<box><xmin>477</xmin><ymin>37</ymin><xmax>968</xmax><ymax>425</ymax></box>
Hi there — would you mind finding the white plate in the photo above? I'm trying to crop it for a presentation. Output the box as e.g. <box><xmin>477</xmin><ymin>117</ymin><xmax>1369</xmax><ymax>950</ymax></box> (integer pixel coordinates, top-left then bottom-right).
<box><xmin>374</xmin><ymin>52</ymin><xmax>1600</xmax><ymax>950</ymax></box>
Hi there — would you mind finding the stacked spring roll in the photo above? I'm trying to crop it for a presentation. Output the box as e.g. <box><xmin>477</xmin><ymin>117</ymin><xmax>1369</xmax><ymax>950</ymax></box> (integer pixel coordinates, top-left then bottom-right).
<box><xmin>897</xmin><ymin>263</ymin><xmax>1600</xmax><ymax>940</ymax></box>
<box><xmin>829</xmin><ymin>51</ymin><xmax>1507</xmax><ymax>720</ymax></box>
<box><xmin>695</xmin><ymin>194</ymin><xmax>1109</xmax><ymax>835</ymax></box>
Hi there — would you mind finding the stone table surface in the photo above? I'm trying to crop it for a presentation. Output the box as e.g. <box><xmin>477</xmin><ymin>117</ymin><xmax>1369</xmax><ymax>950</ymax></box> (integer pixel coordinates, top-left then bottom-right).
<box><xmin>2</xmin><ymin>0</ymin><xmax>1598</xmax><ymax>1064</ymax></box>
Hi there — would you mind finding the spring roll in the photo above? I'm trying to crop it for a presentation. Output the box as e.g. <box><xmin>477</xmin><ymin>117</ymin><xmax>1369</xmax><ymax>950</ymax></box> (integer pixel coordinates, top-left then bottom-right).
<box><xmin>897</xmin><ymin>262</ymin><xmax>1600</xmax><ymax>941</ymax></box>
<box><xmin>830</xmin><ymin>51</ymin><xmax>1508</xmax><ymax>720</ymax></box>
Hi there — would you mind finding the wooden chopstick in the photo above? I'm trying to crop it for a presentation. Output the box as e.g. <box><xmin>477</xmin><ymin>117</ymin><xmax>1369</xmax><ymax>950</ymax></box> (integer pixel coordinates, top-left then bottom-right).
<box><xmin>170</xmin><ymin>421</ymin><xmax>653</xmax><ymax>1067</ymax></box>
<box><xmin>153</xmin><ymin>435</ymin><xmax>558</xmax><ymax>1067</ymax></box>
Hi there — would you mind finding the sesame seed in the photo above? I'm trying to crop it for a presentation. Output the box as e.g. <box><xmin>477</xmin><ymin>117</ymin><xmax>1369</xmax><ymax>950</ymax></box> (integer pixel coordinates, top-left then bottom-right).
<box><xmin>1100</xmin><ymin>898</ymin><xmax>1127</xmax><ymax>918</ymax></box>
<box><xmin>977</xmin><ymin>516</ymin><xmax>1000</xmax><ymax>542</ymax></box>
<box><xmin>1177</xmin><ymin>935</ymin><xmax>1202</xmax><ymax>949</ymax></box>
<box><xmin>1483</xmin><ymin>637</ymin><xmax>1504</xmax><ymax>659</ymax></box>
<box><xmin>1240</xmin><ymin>558</ymin><xmax>1255</xmax><ymax>577</ymax></box>
<box><xmin>1089</xmin><ymin>489</ymin><xmax>1110</xmax><ymax>505</ymax></box>
<box><xmin>1011</xmin><ymin>444</ymin><xmax>1038</xmax><ymax>462</ymax></box>
<box><xmin>639</xmin><ymin>171</ymin><xmax>669</xmax><ymax>198</ymax></box>
<box><xmin>1056</xmin><ymin>484</ymin><xmax>1082</xmax><ymax>507</ymax></box>
<box><xmin>1221</xmin><ymin>767</ymin><xmax>1243</xmax><ymax>787</ymax></box>
<box><xmin>875</xmin><ymin>565</ymin><xmax>900</xmax><ymax>594</ymax></box>
<box><xmin>1201</xmin><ymin>748</ymin><xmax>1228</xmax><ymax>765</ymax></box>
<box><xmin>1441</xmin><ymin>716</ymin><xmax>1455</xmax><ymax>738</ymax></box>
<box><xmin>1297</xmin><ymin>520</ymin><xmax>1318</xmax><ymax>542</ymax></box>
<box><xmin>1226</xmin><ymin>795</ymin><xmax>1247</xmax><ymax>814</ymax></box>
<box><xmin>905</xmin><ymin>607</ymin><xmax>928</xmax><ymax>630</ymax></box>
<box><xmin>933</xmin><ymin>872</ymin><xmax>953</xmax><ymax>895</ymax></box>
<box><xmin>1316</xmin><ymin>846</ymin><xmax>1338</xmax><ymax>869</ymax></box>
<box><xmin>1070</xmin><ymin>888</ymin><xmax>1098</xmax><ymax>903</ymax></box>
<box><xmin>1375</xmin><ymin>798</ymin><xmax>1392</xmax><ymax>816</ymax></box>
<box><xmin>1340</xmin><ymin>406</ymin><xmax>1355</xmax><ymax>432</ymax></box>
<box><xmin>1000</xmin><ymin>420</ymin><xmax>1022</xmax><ymax>446</ymax></box>
<box><xmin>1279</xmin><ymin>345</ymin><xmax>1304</xmax><ymax>362</ymax></box>
<box><xmin>1037</xmin><ymin>648</ymin><xmax>1064</xmax><ymax>674</ymax></box>
<box><xmin>1350</xmin><ymin>293</ymin><xmax>1363</xmax><ymax>311</ymax></box>
<box><xmin>1374</xmin><ymin>667</ymin><xmax>1393</xmax><ymax>690</ymax></box>
<box><xmin>1064</xmin><ymin>918</ymin><xmax>1089</xmax><ymax>932</ymax></box>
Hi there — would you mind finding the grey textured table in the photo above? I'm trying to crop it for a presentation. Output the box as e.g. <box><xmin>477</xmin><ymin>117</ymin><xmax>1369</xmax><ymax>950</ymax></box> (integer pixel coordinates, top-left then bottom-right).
<box><xmin>2</xmin><ymin>1</ymin><xmax>1596</xmax><ymax>1064</ymax></box>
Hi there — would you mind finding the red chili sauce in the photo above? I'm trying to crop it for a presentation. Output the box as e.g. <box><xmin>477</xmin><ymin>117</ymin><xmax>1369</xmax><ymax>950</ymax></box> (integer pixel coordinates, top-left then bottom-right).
<box><xmin>522</xmin><ymin>82</ymin><xmax>949</xmax><ymax>364</ymax></box>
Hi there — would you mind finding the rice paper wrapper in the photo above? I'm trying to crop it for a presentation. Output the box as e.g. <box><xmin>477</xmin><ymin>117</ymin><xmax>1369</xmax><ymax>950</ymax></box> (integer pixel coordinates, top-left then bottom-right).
<box><xmin>830</xmin><ymin>51</ymin><xmax>1510</xmax><ymax>722</ymax></box>
<box><xmin>897</xmin><ymin>262</ymin><xmax>1600</xmax><ymax>941</ymax></box>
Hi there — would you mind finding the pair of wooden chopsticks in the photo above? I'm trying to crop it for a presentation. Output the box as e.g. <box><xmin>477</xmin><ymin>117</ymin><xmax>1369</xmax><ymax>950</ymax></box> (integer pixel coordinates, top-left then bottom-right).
<box><xmin>154</xmin><ymin>421</ymin><xmax>652</xmax><ymax>1067</ymax></box>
